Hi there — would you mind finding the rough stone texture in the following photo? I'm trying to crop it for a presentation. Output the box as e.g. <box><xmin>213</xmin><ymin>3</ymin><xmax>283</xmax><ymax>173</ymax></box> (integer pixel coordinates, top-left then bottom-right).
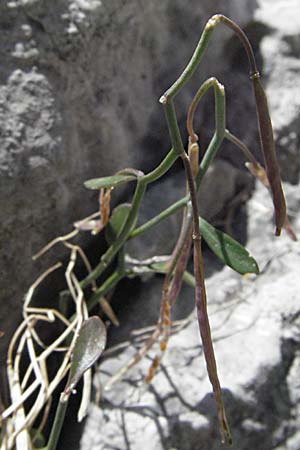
<box><xmin>255</xmin><ymin>0</ymin><xmax>300</xmax><ymax>184</ymax></box>
<box><xmin>80</xmin><ymin>179</ymin><xmax>300</xmax><ymax>450</ymax></box>
<box><xmin>76</xmin><ymin>1</ymin><xmax>300</xmax><ymax>449</ymax></box>
<box><xmin>2</xmin><ymin>1</ymin><xmax>300</xmax><ymax>448</ymax></box>
<box><xmin>0</xmin><ymin>0</ymin><xmax>257</xmax><ymax>385</ymax></box>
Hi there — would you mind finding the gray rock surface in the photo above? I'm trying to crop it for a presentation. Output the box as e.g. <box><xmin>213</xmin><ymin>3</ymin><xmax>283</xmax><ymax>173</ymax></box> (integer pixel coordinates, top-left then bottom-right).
<box><xmin>255</xmin><ymin>0</ymin><xmax>300</xmax><ymax>184</ymax></box>
<box><xmin>77</xmin><ymin>1</ymin><xmax>300</xmax><ymax>449</ymax></box>
<box><xmin>1</xmin><ymin>1</ymin><xmax>299</xmax><ymax>448</ymax></box>
<box><xmin>80</xmin><ymin>179</ymin><xmax>300</xmax><ymax>450</ymax></box>
<box><xmin>0</xmin><ymin>0</ymin><xmax>257</xmax><ymax>386</ymax></box>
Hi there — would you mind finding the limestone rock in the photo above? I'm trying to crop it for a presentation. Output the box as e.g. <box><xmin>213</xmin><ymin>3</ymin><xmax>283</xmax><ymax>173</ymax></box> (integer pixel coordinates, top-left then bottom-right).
<box><xmin>0</xmin><ymin>0</ymin><xmax>257</xmax><ymax>383</ymax></box>
<box><xmin>255</xmin><ymin>0</ymin><xmax>300</xmax><ymax>184</ymax></box>
<box><xmin>80</xmin><ymin>180</ymin><xmax>300</xmax><ymax>450</ymax></box>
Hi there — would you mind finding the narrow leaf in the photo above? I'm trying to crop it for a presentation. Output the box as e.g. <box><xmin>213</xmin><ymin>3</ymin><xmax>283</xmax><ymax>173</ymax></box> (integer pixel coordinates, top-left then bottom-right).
<box><xmin>65</xmin><ymin>317</ymin><xmax>107</xmax><ymax>394</ymax></box>
<box><xmin>84</xmin><ymin>174</ymin><xmax>136</xmax><ymax>190</ymax></box>
<box><xmin>105</xmin><ymin>203</ymin><xmax>132</xmax><ymax>245</ymax></box>
<box><xmin>199</xmin><ymin>216</ymin><xmax>259</xmax><ymax>274</ymax></box>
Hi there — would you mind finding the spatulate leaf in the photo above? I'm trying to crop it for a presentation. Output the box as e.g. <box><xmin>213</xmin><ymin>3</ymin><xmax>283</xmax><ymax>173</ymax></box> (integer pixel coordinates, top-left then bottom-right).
<box><xmin>84</xmin><ymin>174</ymin><xmax>136</xmax><ymax>190</ymax></box>
<box><xmin>65</xmin><ymin>316</ymin><xmax>107</xmax><ymax>394</ymax></box>
<box><xmin>199</xmin><ymin>216</ymin><xmax>259</xmax><ymax>274</ymax></box>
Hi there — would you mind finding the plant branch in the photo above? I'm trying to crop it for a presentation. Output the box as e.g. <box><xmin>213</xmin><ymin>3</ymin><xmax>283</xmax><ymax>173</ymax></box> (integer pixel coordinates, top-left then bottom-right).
<box><xmin>81</xmin><ymin>148</ymin><xmax>178</xmax><ymax>288</ymax></box>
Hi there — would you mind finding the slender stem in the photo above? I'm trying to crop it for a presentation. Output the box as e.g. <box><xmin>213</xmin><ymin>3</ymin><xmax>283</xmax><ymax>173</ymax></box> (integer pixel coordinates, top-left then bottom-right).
<box><xmin>217</xmin><ymin>15</ymin><xmax>258</xmax><ymax>76</ymax></box>
<box><xmin>196</xmin><ymin>133</ymin><xmax>222</xmax><ymax>187</ymax></box>
<box><xmin>169</xmin><ymin>230</ymin><xmax>193</xmax><ymax>306</ymax></box>
<box><xmin>143</xmin><ymin>147</ymin><xmax>178</xmax><ymax>184</ymax></box>
<box><xmin>129</xmin><ymin>195</ymin><xmax>188</xmax><ymax>239</ymax></box>
<box><xmin>81</xmin><ymin>148</ymin><xmax>179</xmax><ymax>288</ymax></box>
<box><xmin>187</xmin><ymin>77</ymin><xmax>224</xmax><ymax>142</ymax></box>
<box><xmin>47</xmin><ymin>393</ymin><xmax>69</xmax><ymax>450</ymax></box>
<box><xmin>130</xmin><ymin>14</ymin><xmax>261</xmax><ymax>247</ymax></box>
<box><xmin>181</xmin><ymin>157</ymin><xmax>199</xmax><ymax>231</ymax></box>
<box><xmin>161</xmin><ymin>34</ymin><xmax>231</xmax><ymax>437</ymax></box>
<box><xmin>81</xmin><ymin>180</ymin><xmax>146</xmax><ymax>288</ymax></box>
<box><xmin>160</xmin><ymin>17</ymin><xmax>218</xmax><ymax>101</ymax></box>
<box><xmin>160</xmin><ymin>14</ymin><xmax>258</xmax><ymax>105</ymax></box>
<box><xmin>130</xmin><ymin>83</ymin><xmax>225</xmax><ymax>240</ymax></box>
<box><xmin>181</xmin><ymin>150</ymin><xmax>231</xmax><ymax>443</ymax></box>
<box><xmin>195</xmin><ymin>82</ymin><xmax>225</xmax><ymax>187</ymax></box>
<box><xmin>225</xmin><ymin>129</ymin><xmax>259</xmax><ymax>166</ymax></box>
<box><xmin>163</xmin><ymin>101</ymin><xmax>185</xmax><ymax>156</ymax></box>
<box><xmin>145</xmin><ymin>185</ymin><xmax>193</xmax><ymax>382</ymax></box>
<box><xmin>88</xmin><ymin>270</ymin><xmax>127</xmax><ymax>312</ymax></box>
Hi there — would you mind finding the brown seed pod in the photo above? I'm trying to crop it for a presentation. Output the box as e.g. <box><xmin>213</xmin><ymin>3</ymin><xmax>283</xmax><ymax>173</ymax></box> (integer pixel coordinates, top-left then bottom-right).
<box><xmin>251</xmin><ymin>74</ymin><xmax>286</xmax><ymax>235</ymax></box>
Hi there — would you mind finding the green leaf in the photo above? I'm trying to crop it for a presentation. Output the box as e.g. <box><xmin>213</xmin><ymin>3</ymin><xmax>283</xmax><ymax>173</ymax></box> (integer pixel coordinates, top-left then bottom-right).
<box><xmin>84</xmin><ymin>174</ymin><xmax>136</xmax><ymax>190</ymax></box>
<box><xmin>199</xmin><ymin>216</ymin><xmax>259</xmax><ymax>275</ymax></box>
<box><xmin>65</xmin><ymin>316</ymin><xmax>107</xmax><ymax>395</ymax></box>
<box><xmin>105</xmin><ymin>203</ymin><xmax>132</xmax><ymax>245</ymax></box>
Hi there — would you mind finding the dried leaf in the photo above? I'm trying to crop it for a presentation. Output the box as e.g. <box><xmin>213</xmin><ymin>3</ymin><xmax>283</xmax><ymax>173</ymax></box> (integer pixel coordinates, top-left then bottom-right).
<box><xmin>99</xmin><ymin>188</ymin><xmax>112</xmax><ymax>227</ymax></box>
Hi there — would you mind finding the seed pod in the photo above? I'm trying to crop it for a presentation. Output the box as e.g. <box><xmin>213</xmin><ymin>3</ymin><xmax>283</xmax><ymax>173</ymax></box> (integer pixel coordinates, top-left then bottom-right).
<box><xmin>252</xmin><ymin>74</ymin><xmax>286</xmax><ymax>235</ymax></box>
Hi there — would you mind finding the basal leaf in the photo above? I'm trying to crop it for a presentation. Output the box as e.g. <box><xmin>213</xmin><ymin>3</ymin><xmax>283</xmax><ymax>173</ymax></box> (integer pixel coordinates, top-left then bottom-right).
<box><xmin>199</xmin><ymin>216</ymin><xmax>259</xmax><ymax>275</ymax></box>
<box><xmin>84</xmin><ymin>174</ymin><xmax>136</xmax><ymax>190</ymax></box>
<box><xmin>105</xmin><ymin>203</ymin><xmax>132</xmax><ymax>245</ymax></box>
<box><xmin>65</xmin><ymin>317</ymin><xmax>107</xmax><ymax>394</ymax></box>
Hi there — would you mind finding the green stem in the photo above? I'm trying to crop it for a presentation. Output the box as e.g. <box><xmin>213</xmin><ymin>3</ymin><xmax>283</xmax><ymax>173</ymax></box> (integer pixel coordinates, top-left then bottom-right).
<box><xmin>130</xmin><ymin>14</ymin><xmax>260</xmax><ymax>243</ymax></box>
<box><xmin>130</xmin><ymin>134</ymin><xmax>225</xmax><ymax>240</ymax></box>
<box><xmin>88</xmin><ymin>269</ymin><xmax>127</xmax><ymax>311</ymax></box>
<box><xmin>81</xmin><ymin>180</ymin><xmax>146</xmax><ymax>288</ymax></box>
<box><xmin>129</xmin><ymin>195</ymin><xmax>188</xmax><ymax>239</ymax></box>
<box><xmin>187</xmin><ymin>77</ymin><xmax>224</xmax><ymax>141</ymax></box>
<box><xmin>160</xmin><ymin>14</ymin><xmax>258</xmax><ymax>102</ymax></box>
<box><xmin>46</xmin><ymin>393</ymin><xmax>69</xmax><ymax>450</ymax></box>
<box><xmin>163</xmin><ymin>101</ymin><xmax>185</xmax><ymax>156</ymax></box>
<box><xmin>160</xmin><ymin>18</ymin><xmax>231</xmax><ymax>435</ymax></box>
<box><xmin>130</xmin><ymin>76</ymin><xmax>227</xmax><ymax>242</ymax></box>
<box><xmin>225</xmin><ymin>129</ymin><xmax>259</xmax><ymax>166</ymax></box>
<box><xmin>196</xmin><ymin>133</ymin><xmax>222</xmax><ymax>188</ymax></box>
<box><xmin>81</xmin><ymin>148</ymin><xmax>178</xmax><ymax>288</ymax></box>
<box><xmin>143</xmin><ymin>147</ymin><xmax>178</xmax><ymax>184</ymax></box>
<box><xmin>160</xmin><ymin>17</ymin><xmax>218</xmax><ymax>101</ymax></box>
